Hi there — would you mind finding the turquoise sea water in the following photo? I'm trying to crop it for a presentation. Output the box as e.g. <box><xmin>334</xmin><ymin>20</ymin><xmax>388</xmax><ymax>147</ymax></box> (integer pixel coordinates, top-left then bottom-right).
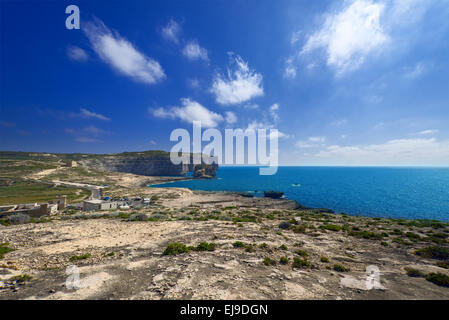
<box><xmin>152</xmin><ymin>166</ymin><xmax>449</xmax><ymax>221</ymax></box>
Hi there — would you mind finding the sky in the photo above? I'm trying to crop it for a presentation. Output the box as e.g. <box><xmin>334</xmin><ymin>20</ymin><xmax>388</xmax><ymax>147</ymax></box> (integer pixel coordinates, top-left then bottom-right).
<box><xmin>1</xmin><ymin>0</ymin><xmax>449</xmax><ymax>166</ymax></box>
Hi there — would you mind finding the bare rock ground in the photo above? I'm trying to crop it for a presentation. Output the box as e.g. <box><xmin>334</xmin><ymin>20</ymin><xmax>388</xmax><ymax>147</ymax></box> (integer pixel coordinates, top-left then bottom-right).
<box><xmin>1</xmin><ymin>191</ymin><xmax>449</xmax><ymax>300</ymax></box>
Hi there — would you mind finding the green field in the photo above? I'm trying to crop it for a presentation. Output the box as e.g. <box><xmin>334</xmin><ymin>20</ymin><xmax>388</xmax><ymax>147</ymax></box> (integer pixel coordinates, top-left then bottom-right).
<box><xmin>0</xmin><ymin>180</ymin><xmax>90</xmax><ymax>205</ymax></box>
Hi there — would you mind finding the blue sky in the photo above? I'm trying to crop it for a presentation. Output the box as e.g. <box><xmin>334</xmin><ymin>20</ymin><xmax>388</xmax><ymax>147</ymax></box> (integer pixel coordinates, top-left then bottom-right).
<box><xmin>1</xmin><ymin>0</ymin><xmax>449</xmax><ymax>165</ymax></box>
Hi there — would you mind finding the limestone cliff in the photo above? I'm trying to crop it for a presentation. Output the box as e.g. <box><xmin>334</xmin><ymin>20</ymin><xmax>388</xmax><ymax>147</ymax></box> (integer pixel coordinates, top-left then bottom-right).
<box><xmin>78</xmin><ymin>151</ymin><xmax>218</xmax><ymax>178</ymax></box>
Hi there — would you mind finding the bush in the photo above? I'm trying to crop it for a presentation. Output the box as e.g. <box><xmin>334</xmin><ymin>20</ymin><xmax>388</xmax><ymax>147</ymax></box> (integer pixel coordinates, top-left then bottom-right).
<box><xmin>70</xmin><ymin>253</ymin><xmax>91</xmax><ymax>261</ymax></box>
<box><xmin>291</xmin><ymin>224</ymin><xmax>307</xmax><ymax>233</ymax></box>
<box><xmin>10</xmin><ymin>274</ymin><xmax>32</xmax><ymax>283</ymax></box>
<box><xmin>426</xmin><ymin>272</ymin><xmax>449</xmax><ymax>287</ymax></box>
<box><xmin>320</xmin><ymin>224</ymin><xmax>342</xmax><ymax>232</ymax></box>
<box><xmin>320</xmin><ymin>256</ymin><xmax>329</xmax><ymax>263</ymax></box>
<box><xmin>263</xmin><ymin>257</ymin><xmax>276</xmax><ymax>266</ymax></box>
<box><xmin>333</xmin><ymin>264</ymin><xmax>349</xmax><ymax>272</ymax></box>
<box><xmin>415</xmin><ymin>246</ymin><xmax>449</xmax><ymax>260</ymax></box>
<box><xmin>162</xmin><ymin>243</ymin><xmax>191</xmax><ymax>255</ymax></box>
<box><xmin>279</xmin><ymin>244</ymin><xmax>288</xmax><ymax>250</ymax></box>
<box><xmin>195</xmin><ymin>242</ymin><xmax>217</xmax><ymax>252</ymax></box>
<box><xmin>0</xmin><ymin>243</ymin><xmax>14</xmax><ymax>259</ymax></box>
<box><xmin>436</xmin><ymin>261</ymin><xmax>449</xmax><ymax>269</ymax></box>
<box><xmin>279</xmin><ymin>256</ymin><xmax>289</xmax><ymax>265</ymax></box>
<box><xmin>295</xmin><ymin>249</ymin><xmax>308</xmax><ymax>258</ymax></box>
<box><xmin>232</xmin><ymin>241</ymin><xmax>246</xmax><ymax>248</ymax></box>
<box><xmin>405</xmin><ymin>268</ymin><xmax>425</xmax><ymax>277</ymax></box>
<box><xmin>292</xmin><ymin>257</ymin><xmax>310</xmax><ymax>269</ymax></box>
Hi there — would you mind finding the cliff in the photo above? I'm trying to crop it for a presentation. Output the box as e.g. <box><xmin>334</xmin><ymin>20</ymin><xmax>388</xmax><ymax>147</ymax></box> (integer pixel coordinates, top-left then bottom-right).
<box><xmin>78</xmin><ymin>151</ymin><xmax>218</xmax><ymax>178</ymax></box>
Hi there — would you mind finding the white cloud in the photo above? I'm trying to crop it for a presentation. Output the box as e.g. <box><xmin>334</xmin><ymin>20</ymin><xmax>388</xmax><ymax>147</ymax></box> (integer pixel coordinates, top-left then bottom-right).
<box><xmin>211</xmin><ymin>54</ymin><xmax>264</xmax><ymax>105</ymax></box>
<box><xmin>313</xmin><ymin>138</ymin><xmax>449</xmax><ymax>165</ymax></box>
<box><xmin>67</xmin><ymin>46</ymin><xmax>89</xmax><ymax>61</ymax></box>
<box><xmin>284</xmin><ymin>57</ymin><xmax>297</xmax><ymax>79</ymax></box>
<box><xmin>80</xmin><ymin>108</ymin><xmax>111</xmax><ymax>121</ymax></box>
<box><xmin>84</xmin><ymin>19</ymin><xmax>165</xmax><ymax>85</ymax></box>
<box><xmin>160</xmin><ymin>19</ymin><xmax>181</xmax><ymax>44</ymax></box>
<box><xmin>269</xmin><ymin>103</ymin><xmax>280</xmax><ymax>122</ymax></box>
<box><xmin>418</xmin><ymin>129</ymin><xmax>438</xmax><ymax>135</ymax></box>
<box><xmin>225</xmin><ymin>111</ymin><xmax>237</xmax><ymax>124</ymax></box>
<box><xmin>149</xmin><ymin>140</ymin><xmax>157</xmax><ymax>145</ymax></box>
<box><xmin>301</xmin><ymin>0</ymin><xmax>390</xmax><ymax>75</ymax></box>
<box><xmin>182</xmin><ymin>40</ymin><xmax>209</xmax><ymax>61</ymax></box>
<box><xmin>296</xmin><ymin>136</ymin><xmax>326</xmax><ymax>148</ymax></box>
<box><xmin>152</xmin><ymin>98</ymin><xmax>223</xmax><ymax>128</ymax></box>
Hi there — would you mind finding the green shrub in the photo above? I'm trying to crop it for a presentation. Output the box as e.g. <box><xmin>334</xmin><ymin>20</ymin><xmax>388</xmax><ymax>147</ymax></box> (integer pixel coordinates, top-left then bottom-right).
<box><xmin>381</xmin><ymin>241</ymin><xmax>389</xmax><ymax>246</ymax></box>
<box><xmin>162</xmin><ymin>243</ymin><xmax>191</xmax><ymax>255</ymax></box>
<box><xmin>195</xmin><ymin>242</ymin><xmax>217</xmax><ymax>252</ymax></box>
<box><xmin>333</xmin><ymin>264</ymin><xmax>349</xmax><ymax>272</ymax></box>
<box><xmin>291</xmin><ymin>224</ymin><xmax>307</xmax><ymax>233</ymax></box>
<box><xmin>279</xmin><ymin>244</ymin><xmax>288</xmax><ymax>250</ymax></box>
<box><xmin>405</xmin><ymin>268</ymin><xmax>425</xmax><ymax>277</ymax></box>
<box><xmin>415</xmin><ymin>246</ymin><xmax>449</xmax><ymax>260</ymax></box>
<box><xmin>294</xmin><ymin>249</ymin><xmax>308</xmax><ymax>258</ymax></box>
<box><xmin>232</xmin><ymin>241</ymin><xmax>246</xmax><ymax>248</ymax></box>
<box><xmin>10</xmin><ymin>274</ymin><xmax>32</xmax><ymax>283</ymax></box>
<box><xmin>263</xmin><ymin>257</ymin><xmax>276</xmax><ymax>266</ymax></box>
<box><xmin>320</xmin><ymin>256</ymin><xmax>329</xmax><ymax>263</ymax></box>
<box><xmin>70</xmin><ymin>253</ymin><xmax>91</xmax><ymax>261</ymax></box>
<box><xmin>426</xmin><ymin>272</ymin><xmax>449</xmax><ymax>287</ymax></box>
<box><xmin>436</xmin><ymin>261</ymin><xmax>449</xmax><ymax>269</ymax></box>
<box><xmin>259</xmin><ymin>243</ymin><xmax>268</xmax><ymax>249</ymax></box>
<box><xmin>279</xmin><ymin>256</ymin><xmax>289</xmax><ymax>265</ymax></box>
<box><xmin>0</xmin><ymin>243</ymin><xmax>14</xmax><ymax>259</ymax></box>
<box><xmin>320</xmin><ymin>224</ymin><xmax>342</xmax><ymax>232</ymax></box>
<box><xmin>292</xmin><ymin>257</ymin><xmax>310</xmax><ymax>269</ymax></box>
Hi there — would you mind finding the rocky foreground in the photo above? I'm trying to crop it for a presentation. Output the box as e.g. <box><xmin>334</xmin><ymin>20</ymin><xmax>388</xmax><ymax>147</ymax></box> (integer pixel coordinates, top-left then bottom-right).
<box><xmin>1</xmin><ymin>187</ymin><xmax>449</xmax><ymax>300</ymax></box>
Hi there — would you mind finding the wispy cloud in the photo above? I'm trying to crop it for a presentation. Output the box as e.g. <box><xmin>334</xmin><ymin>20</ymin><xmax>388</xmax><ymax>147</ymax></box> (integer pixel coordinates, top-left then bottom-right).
<box><xmin>284</xmin><ymin>57</ymin><xmax>297</xmax><ymax>79</ymax></box>
<box><xmin>269</xmin><ymin>103</ymin><xmax>280</xmax><ymax>122</ymax></box>
<box><xmin>182</xmin><ymin>40</ymin><xmax>209</xmax><ymax>61</ymax></box>
<box><xmin>211</xmin><ymin>53</ymin><xmax>264</xmax><ymax>105</ymax></box>
<box><xmin>296</xmin><ymin>136</ymin><xmax>326</xmax><ymax>148</ymax></box>
<box><xmin>418</xmin><ymin>129</ymin><xmax>439</xmax><ymax>135</ymax></box>
<box><xmin>67</xmin><ymin>45</ymin><xmax>89</xmax><ymax>62</ymax></box>
<box><xmin>70</xmin><ymin>108</ymin><xmax>110</xmax><ymax>121</ymax></box>
<box><xmin>151</xmin><ymin>98</ymin><xmax>223</xmax><ymax>128</ymax></box>
<box><xmin>160</xmin><ymin>19</ymin><xmax>181</xmax><ymax>44</ymax></box>
<box><xmin>404</xmin><ymin>62</ymin><xmax>430</xmax><ymax>79</ymax></box>
<box><xmin>83</xmin><ymin>18</ymin><xmax>165</xmax><ymax>85</ymax></box>
<box><xmin>225</xmin><ymin>111</ymin><xmax>237</xmax><ymax>124</ymax></box>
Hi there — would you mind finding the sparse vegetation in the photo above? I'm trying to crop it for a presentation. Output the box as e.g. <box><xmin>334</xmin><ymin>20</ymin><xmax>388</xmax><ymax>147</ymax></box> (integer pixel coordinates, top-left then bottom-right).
<box><xmin>70</xmin><ymin>253</ymin><xmax>91</xmax><ymax>261</ymax></box>
<box><xmin>333</xmin><ymin>264</ymin><xmax>349</xmax><ymax>272</ymax></box>
<box><xmin>0</xmin><ymin>243</ymin><xmax>14</xmax><ymax>259</ymax></box>
<box><xmin>320</xmin><ymin>256</ymin><xmax>329</xmax><ymax>263</ymax></box>
<box><xmin>279</xmin><ymin>256</ymin><xmax>289</xmax><ymax>265</ymax></box>
<box><xmin>426</xmin><ymin>272</ymin><xmax>449</xmax><ymax>287</ymax></box>
<box><xmin>263</xmin><ymin>257</ymin><xmax>276</xmax><ymax>266</ymax></box>
<box><xmin>292</xmin><ymin>257</ymin><xmax>310</xmax><ymax>269</ymax></box>
<box><xmin>405</xmin><ymin>268</ymin><xmax>425</xmax><ymax>277</ymax></box>
<box><xmin>10</xmin><ymin>274</ymin><xmax>32</xmax><ymax>283</ymax></box>
<box><xmin>415</xmin><ymin>246</ymin><xmax>449</xmax><ymax>260</ymax></box>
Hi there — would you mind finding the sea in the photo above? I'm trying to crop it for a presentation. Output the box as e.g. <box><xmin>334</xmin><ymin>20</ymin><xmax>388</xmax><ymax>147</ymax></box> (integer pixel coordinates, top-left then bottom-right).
<box><xmin>151</xmin><ymin>166</ymin><xmax>449</xmax><ymax>221</ymax></box>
